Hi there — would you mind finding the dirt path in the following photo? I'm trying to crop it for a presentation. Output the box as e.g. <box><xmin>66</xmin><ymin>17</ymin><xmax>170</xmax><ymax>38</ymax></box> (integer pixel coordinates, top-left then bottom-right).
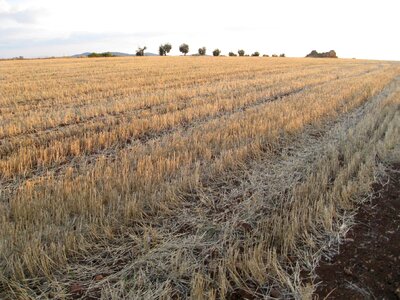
<box><xmin>315</xmin><ymin>163</ymin><xmax>400</xmax><ymax>299</ymax></box>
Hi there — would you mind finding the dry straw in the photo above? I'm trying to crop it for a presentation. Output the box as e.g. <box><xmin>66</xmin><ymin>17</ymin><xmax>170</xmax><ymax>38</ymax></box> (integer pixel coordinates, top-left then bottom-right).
<box><xmin>0</xmin><ymin>57</ymin><xmax>399</xmax><ymax>298</ymax></box>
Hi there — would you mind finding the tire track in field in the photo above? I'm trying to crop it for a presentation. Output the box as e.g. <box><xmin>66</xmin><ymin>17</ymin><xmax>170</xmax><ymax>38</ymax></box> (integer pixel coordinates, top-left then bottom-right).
<box><xmin>0</xmin><ymin>65</ymin><xmax>277</xmax><ymax>110</ymax></box>
<box><xmin>0</xmin><ymin>79</ymin><xmax>326</xmax><ymax>198</ymax></box>
<box><xmin>0</xmin><ymin>61</ymin><xmax>361</xmax><ymax>116</ymax></box>
<box><xmin>0</xmin><ymin>64</ymin><xmax>382</xmax><ymax>160</ymax></box>
<box><xmin>0</xmin><ymin>67</ymin><xmax>342</xmax><ymax>162</ymax></box>
<box><xmin>0</xmin><ymin>63</ymin><xmax>343</xmax><ymax>137</ymax></box>
<box><xmin>0</xmin><ymin>69</ymin><xmax>385</xmax><ymax>200</ymax></box>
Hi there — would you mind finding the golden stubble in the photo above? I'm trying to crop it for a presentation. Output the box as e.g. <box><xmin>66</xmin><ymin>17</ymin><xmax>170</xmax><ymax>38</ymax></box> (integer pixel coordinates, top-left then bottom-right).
<box><xmin>0</xmin><ymin>56</ymin><xmax>399</xmax><ymax>298</ymax></box>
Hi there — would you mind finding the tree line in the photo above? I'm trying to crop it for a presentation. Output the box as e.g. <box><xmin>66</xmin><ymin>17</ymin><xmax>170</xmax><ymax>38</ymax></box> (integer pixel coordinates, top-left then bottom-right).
<box><xmin>136</xmin><ymin>43</ymin><xmax>285</xmax><ymax>57</ymax></box>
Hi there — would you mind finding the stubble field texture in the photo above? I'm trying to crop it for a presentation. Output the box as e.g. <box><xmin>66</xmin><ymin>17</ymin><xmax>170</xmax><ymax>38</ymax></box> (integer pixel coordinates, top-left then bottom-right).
<box><xmin>0</xmin><ymin>57</ymin><xmax>399</xmax><ymax>299</ymax></box>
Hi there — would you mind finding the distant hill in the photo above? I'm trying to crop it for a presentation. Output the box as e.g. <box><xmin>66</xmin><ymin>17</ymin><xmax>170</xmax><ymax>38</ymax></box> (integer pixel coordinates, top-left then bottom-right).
<box><xmin>71</xmin><ymin>52</ymin><xmax>158</xmax><ymax>58</ymax></box>
<box><xmin>143</xmin><ymin>52</ymin><xmax>158</xmax><ymax>56</ymax></box>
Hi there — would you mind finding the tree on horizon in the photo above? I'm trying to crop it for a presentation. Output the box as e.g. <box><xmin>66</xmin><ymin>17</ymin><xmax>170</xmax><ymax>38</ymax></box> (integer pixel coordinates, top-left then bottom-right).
<box><xmin>198</xmin><ymin>47</ymin><xmax>206</xmax><ymax>56</ymax></box>
<box><xmin>159</xmin><ymin>43</ymin><xmax>172</xmax><ymax>56</ymax></box>
<box><xmin>213</xmin><ymin>49</ymin><xmax>221</xmax><ymax>56</ymax></box>
<box><xmin>136</xmin><ymin>46</ymin><xmax>147</xmax><ymax>56</ymax></box>
<box><xmin>179</xmin><ymin>43</ymin><xmax>189</xmax><ymax>56</ymax></box>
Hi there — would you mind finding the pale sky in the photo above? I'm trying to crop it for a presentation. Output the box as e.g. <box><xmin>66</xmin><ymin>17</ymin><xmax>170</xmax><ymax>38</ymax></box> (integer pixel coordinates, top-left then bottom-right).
<box><xmin>0</xmin><ymin>0</ymin><xmax>399</xmax><ymax>60</ymax></box>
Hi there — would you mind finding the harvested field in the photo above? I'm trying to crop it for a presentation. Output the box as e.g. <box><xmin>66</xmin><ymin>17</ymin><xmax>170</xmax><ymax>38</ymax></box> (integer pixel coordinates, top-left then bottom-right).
<box><xmin>0</xmin><ymin>57</ymin><xmax>399</xmax><ymax>299</ymax></box>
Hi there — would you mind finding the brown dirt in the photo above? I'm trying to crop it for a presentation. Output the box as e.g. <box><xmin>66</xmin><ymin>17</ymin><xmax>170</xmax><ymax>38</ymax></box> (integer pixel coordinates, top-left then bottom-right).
<box><xmin>315</xmin><ymin>163</ymin><xmax>400</xmax><ymax>299</ymax></box>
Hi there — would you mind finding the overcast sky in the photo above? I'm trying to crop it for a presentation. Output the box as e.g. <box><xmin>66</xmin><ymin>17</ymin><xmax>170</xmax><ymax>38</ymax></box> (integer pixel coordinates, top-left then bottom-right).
<box><xmin>1</xmin><ymin>0</ymin><xmax>399</xmax><ymax>60</ymax></box>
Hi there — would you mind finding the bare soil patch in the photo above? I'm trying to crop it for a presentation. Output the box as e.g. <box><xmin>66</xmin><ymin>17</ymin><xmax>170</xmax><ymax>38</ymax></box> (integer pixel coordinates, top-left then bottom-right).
<box><xmin>315</xmin><ymin>163</ymin><xmax>400</xmax><ymax>299</ymax></box>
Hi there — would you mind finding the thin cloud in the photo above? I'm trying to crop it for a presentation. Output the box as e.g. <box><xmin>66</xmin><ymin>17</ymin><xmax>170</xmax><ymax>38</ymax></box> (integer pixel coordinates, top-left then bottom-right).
<box><xmin>0</xmin><ymin>0</ymin><xmax>44</xmax><ymax>25</ymax></box>
<box><xmin>41</xmin><ymin>31</ymin><xmax>168</xmax><ymax>46</ymax></box>
<box><xmin>1</xmin><ymin>8</ymin><xmax>43</xmax><ymax>24</ymax></box>
<box><xmin>0</xmin><ymin>29</ymin><xmax>168</xmax><ymax>50</ymax></box>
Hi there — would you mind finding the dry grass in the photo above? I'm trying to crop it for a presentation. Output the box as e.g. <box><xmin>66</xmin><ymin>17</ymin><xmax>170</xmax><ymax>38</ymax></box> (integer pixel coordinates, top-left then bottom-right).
<box><xmin>0</xmin><ymin>56</ymin><xmax>399</xmax><ymax>299</ymax></box>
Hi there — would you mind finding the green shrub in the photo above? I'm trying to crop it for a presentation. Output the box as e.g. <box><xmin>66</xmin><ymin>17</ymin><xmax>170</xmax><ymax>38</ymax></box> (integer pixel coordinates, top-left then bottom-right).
<box><xmin>88</xmin><ymin>52</ymin><xmax>114</xmax><ymax>58</ymax></box>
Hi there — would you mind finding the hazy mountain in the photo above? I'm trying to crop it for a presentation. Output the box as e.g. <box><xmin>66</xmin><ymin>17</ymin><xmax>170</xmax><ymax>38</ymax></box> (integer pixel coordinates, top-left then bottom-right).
<box><xmin>143</xmin><ymin>52</ymin><xmax>158</xmax><ymax>56</ymax></box>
